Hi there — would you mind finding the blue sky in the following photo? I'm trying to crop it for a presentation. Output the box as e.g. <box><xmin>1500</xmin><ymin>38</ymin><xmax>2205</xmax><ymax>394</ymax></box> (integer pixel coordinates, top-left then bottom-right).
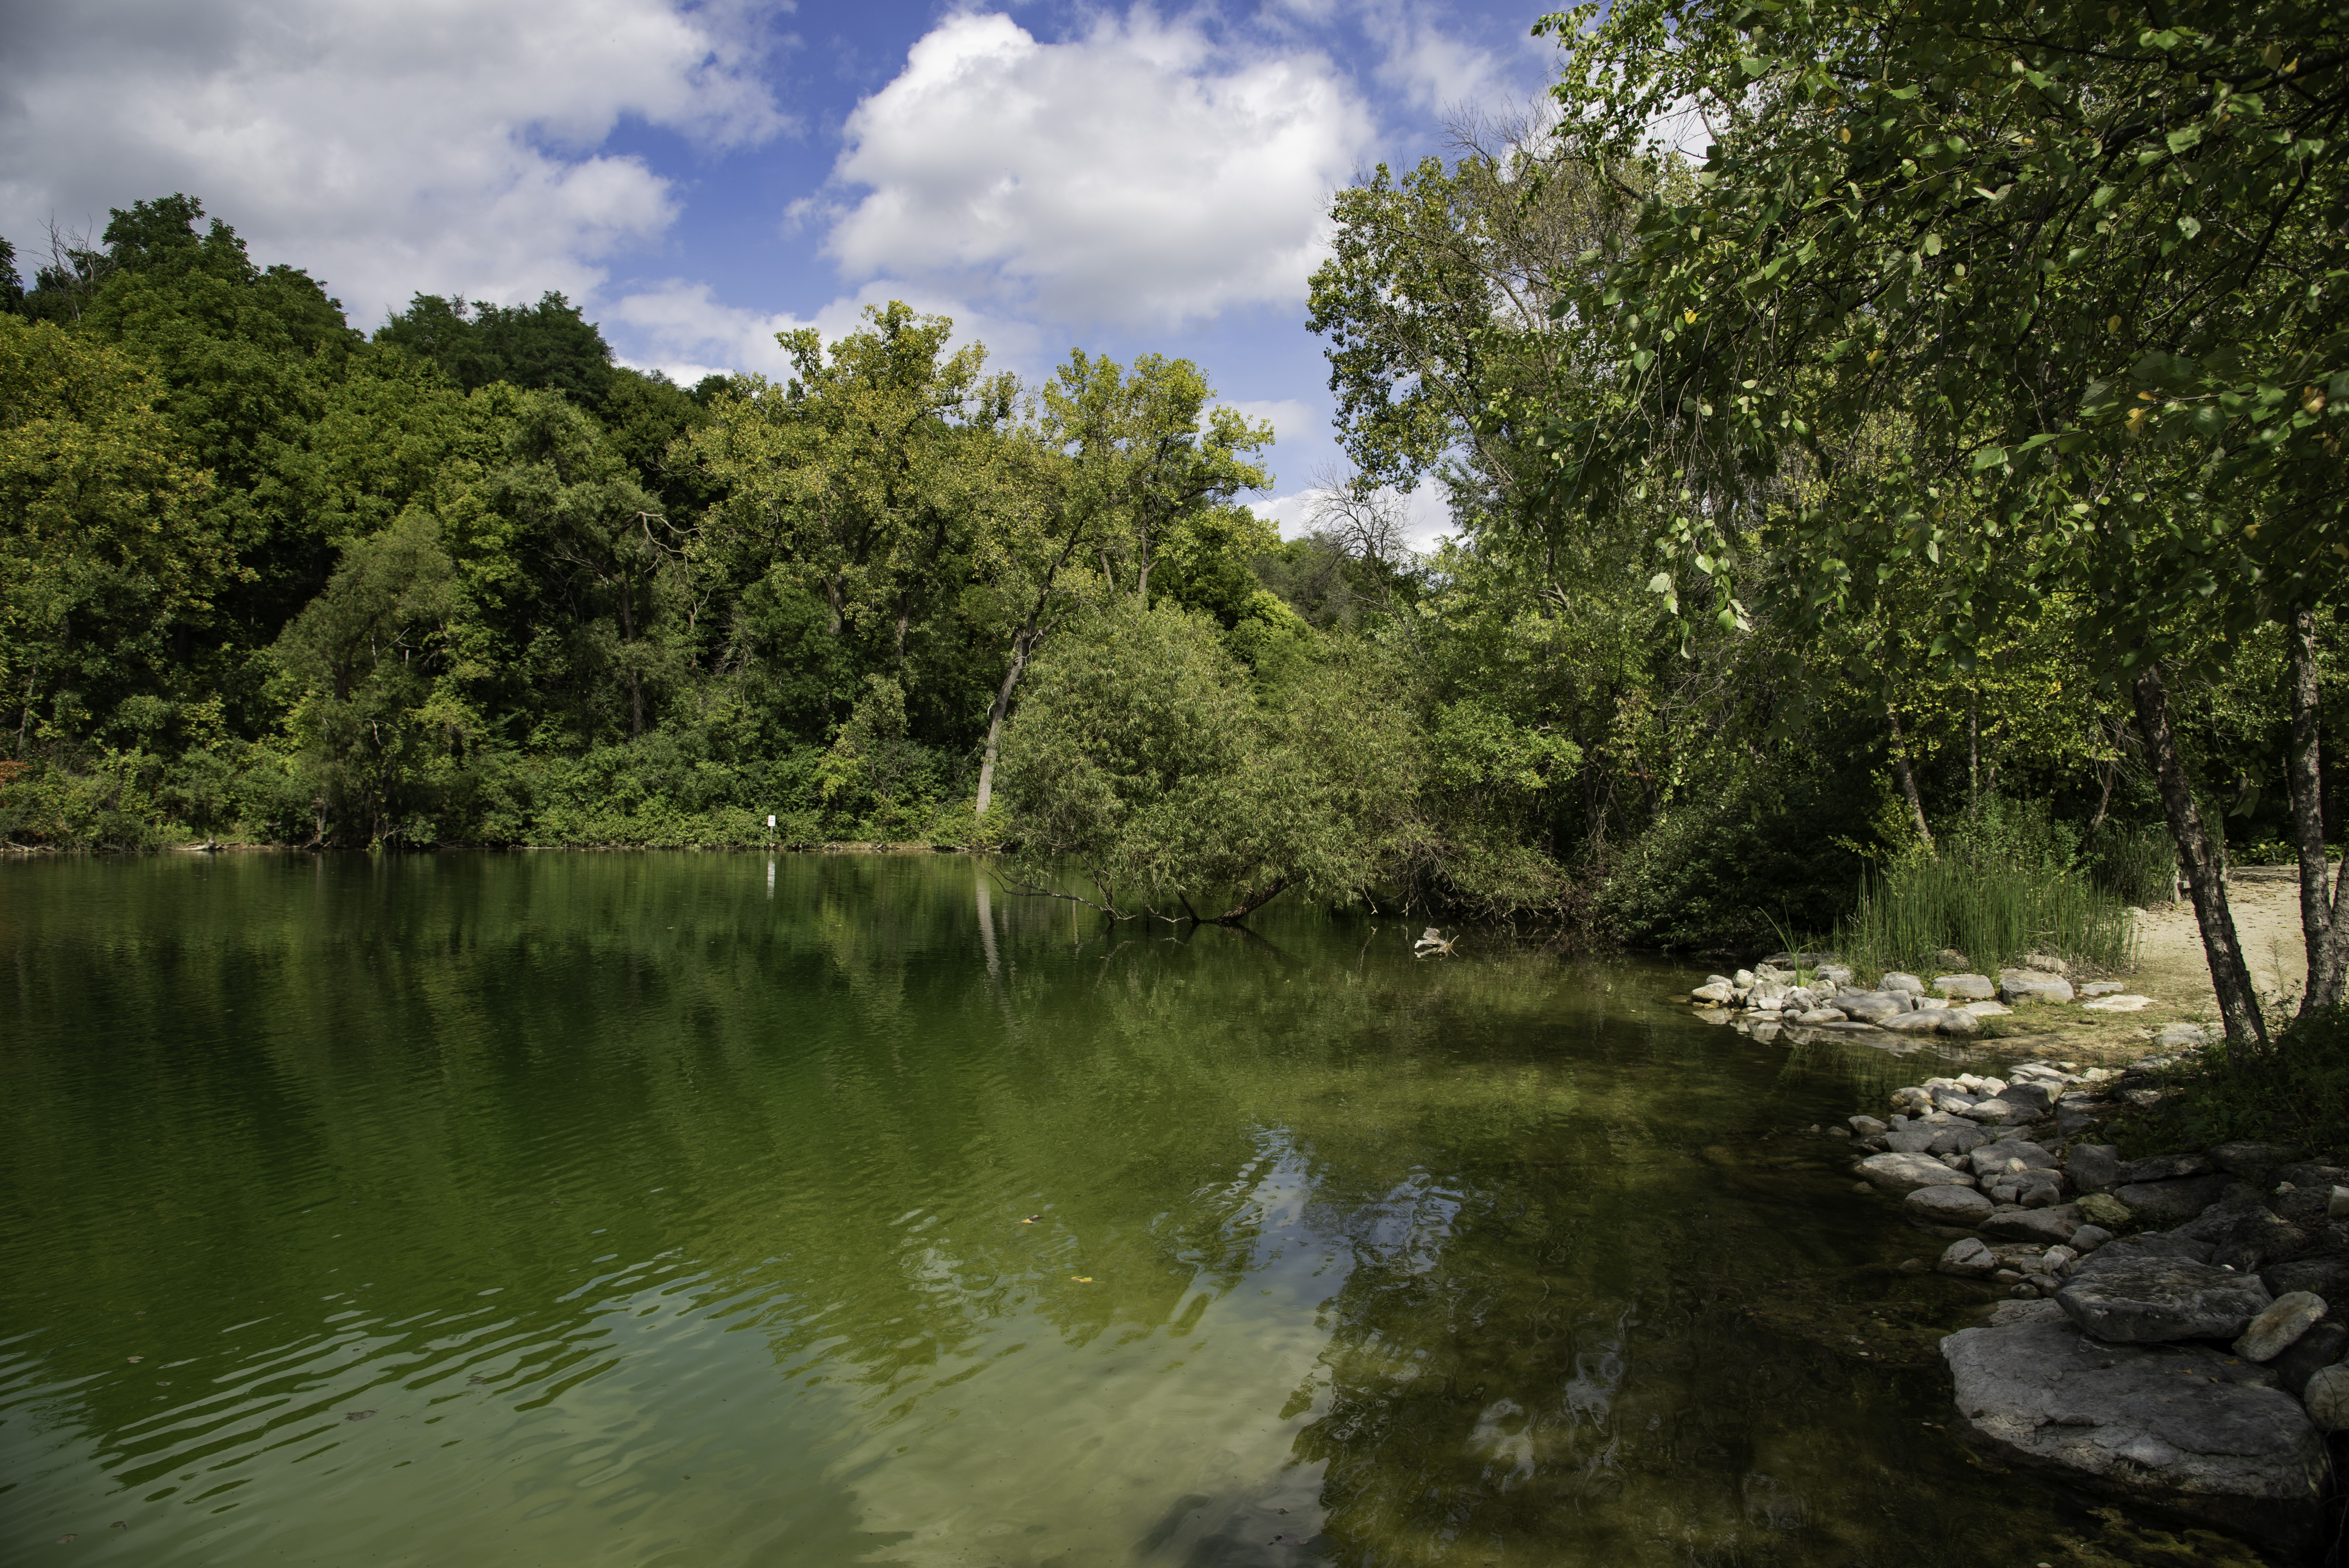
<box><xmin>0</xmin><ymin>1</ymin><xmax>1566</xmax><ymax>534</ymax></box>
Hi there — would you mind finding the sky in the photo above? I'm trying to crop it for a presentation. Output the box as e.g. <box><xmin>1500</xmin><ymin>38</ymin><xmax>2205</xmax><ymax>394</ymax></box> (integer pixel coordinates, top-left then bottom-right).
<box><xmin>0</xmin><ymin>1</ymin><xmax>1567</xmax><ymax>543</ymax></box>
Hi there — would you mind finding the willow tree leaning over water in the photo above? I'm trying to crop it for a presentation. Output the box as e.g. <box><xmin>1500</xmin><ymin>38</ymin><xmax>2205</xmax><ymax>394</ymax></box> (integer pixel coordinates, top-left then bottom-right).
<box><xmin>1527</xmin><ymin>0</ymin><xmax>2349</xmax><ymax>1043</ymax></box>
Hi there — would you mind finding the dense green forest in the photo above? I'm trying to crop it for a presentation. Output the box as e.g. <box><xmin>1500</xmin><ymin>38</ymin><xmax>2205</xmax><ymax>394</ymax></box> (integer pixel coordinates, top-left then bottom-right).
<box><xmin>2</xmin><ymin>0</ymin><xmax>2342</xmax><ymax>1012</ymax></box>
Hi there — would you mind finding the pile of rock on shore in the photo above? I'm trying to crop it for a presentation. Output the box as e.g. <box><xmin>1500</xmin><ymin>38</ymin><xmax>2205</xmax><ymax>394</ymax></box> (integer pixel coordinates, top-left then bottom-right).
<box><xmin>1836</xmin><ymin>1051</ymin><xmax>2349</xmax><ymax>1556</ymax></box>
<box><xmin>1690</xmin><ymin>951</ymin><xmax>2156</xmax><ymax>1039</ymax></box>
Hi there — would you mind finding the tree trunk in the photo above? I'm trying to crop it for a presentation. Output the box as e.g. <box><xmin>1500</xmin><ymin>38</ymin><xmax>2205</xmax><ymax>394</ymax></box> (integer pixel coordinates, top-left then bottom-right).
<box><xmin>824</xmin><ymin>573</ymin><xmax>844</xmax><ymax>637</ymax></box>
<box><xmin>618</xmin><ymin>583</ymin><xmax>643</xmax><ymax>738</ymax></box>
<box><xmin>1210</xmin><ymin>875</ymin><xmax>1291</xmax><ymax>925</ymax></box>
<box><xmin>1886</xmin><ymin>703</ymin><xmax>1934</xmax><ymax>850</ymax></box>
<box><xmin>2132</xmin><ymin>660</ymin><xmax>2267</xmax><ymax>1046</ymax></box>
<box><xmin>974</xmin><ymin>633</ymin><xmax>1033</xmax><ymax>819</ymax></box>
<box><xmin>2288</xmin><ymin>608</ymin><xmax>2347</xmax><ymax>1014</ymax></box>
<box><xmin>1967</xmin><ymin>702</ymin><xmax>1980</xmax><ymax>808</ymax></box>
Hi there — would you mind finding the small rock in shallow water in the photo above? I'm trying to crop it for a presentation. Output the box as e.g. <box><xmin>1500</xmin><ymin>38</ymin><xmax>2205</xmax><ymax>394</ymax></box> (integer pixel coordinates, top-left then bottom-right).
<box><xmin>2235</xmin><ymin>1291</ymin><xmax>2328</xmax><ymax>1363</ymax></box>
<box><xmin>1939</xmin><ymin>1238</ymin><xmax>1996</xmax><ymax>1276</ymax></box>
<box><xmin>1907</xmin><ymin>1185</ymin><xmax>1994</xmax><ymax>1223</ymax></box>
<box><xmin>1999</xmin><ymin>970</ymin><xmax>2076</xmax><ymax>1005</ymax></box>
<box><xmin>1848</xmin><ymin>1114</ymin><xmax>1887</xmax><ymax>1136</ymax></box>
<box><xmin>1981</xmin><ymin>1204</ymin><xmax>2082</xmax><ymax>1244</ymax></box>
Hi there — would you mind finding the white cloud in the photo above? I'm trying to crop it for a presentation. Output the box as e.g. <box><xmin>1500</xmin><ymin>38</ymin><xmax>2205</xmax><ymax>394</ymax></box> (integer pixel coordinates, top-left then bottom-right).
<box><xmin>1362</xmin><ymin>1</ymin><xmax>1513</xmax><ymax>114</ymax></box>
<box><xmin>1252</xmin><ymin>481</ymin><xmax>1453</xmax><ymax>552</ymax></box>
<box><xmin>821</xmin><ymin>9</ymin><xmax>1374</xmax><ymax>327</ymax></box>
<box><xmin>607</xmin><ymin>278</ymin><xmax>1045</xmax><ymax>385</ymax></box>
<box><xmin>0</xmin><ymin>0</ymin><xmax>793</xmax><ymax>326</ymax></box>
<box><xmin>1221</xmin><ymin>397</ymin><xmax>1317</xmax><ymax>446</ymax></box>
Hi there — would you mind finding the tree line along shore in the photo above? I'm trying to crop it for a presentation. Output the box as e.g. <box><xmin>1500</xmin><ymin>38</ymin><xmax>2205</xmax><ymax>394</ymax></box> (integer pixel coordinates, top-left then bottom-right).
<box><xmin>3</xmin><ymin>1</ymin><xmax>2342</xmax><ymax>1059</ymax></box>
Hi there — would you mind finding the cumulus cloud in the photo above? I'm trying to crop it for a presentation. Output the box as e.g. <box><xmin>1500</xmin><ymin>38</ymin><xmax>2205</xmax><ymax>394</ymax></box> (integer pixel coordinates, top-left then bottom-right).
<box><xmin>607</xmin><ymin>277</ymin><xmax>1044</xmax><ymax>385</ymax></box>
<box><xmin>820</xmin><ymin>9</ymin><xmax>1374</xmax><ymax>326</ymax></box>
<box><xmin>0</xmin><ymin>0</ymin><xmax>793</xmax><ymax>325</ymax></box>
<box><xmin>1252</xmin><ymin>481</ymin><xmax>1453</xmax><ymax>552</ymax></box>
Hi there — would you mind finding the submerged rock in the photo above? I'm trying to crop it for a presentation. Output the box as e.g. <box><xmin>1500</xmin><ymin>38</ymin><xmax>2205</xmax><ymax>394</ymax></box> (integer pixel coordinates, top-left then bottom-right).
<box><xmin>1980</xmin><ymin>1204</ymin><xmax>2082</xmax><ymax>1245</ymax></box>
<box><xmin>1942</xmin><ymin>1320</ymin><xmax>2322</xmax><ymax>1554</ymax></box>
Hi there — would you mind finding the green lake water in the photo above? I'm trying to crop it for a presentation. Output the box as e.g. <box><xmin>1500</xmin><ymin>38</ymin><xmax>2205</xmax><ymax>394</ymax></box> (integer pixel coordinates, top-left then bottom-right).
<box><xmin>0</xmin><ymin>852</ymin><xmax>2187</xmax><ymax>1565</ymax></box>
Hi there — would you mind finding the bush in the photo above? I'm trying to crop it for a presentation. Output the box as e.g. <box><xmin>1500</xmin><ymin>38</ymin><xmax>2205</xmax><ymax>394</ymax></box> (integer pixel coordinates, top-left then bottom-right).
<box><xmin>2116</xmin><ymin>1007</ymin><xmax>2349</xmax><ymax>1153</ymax></box>
<box><xmin>2090</xmin><ymin>820</ymin><xmax>2176</xmax><ymax>906</ymax></box>
<box><xmin>1833</xmin><ymin>797</ymin><xmax>2135</xmax><ymax>978</ymax></box>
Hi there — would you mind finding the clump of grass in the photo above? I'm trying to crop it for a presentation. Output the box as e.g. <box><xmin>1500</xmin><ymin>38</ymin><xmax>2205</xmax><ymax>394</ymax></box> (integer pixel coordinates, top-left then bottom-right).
<box><xmin>1832</xmin><ymin>797</ymin><xmax>2137</xmax><ymax>979</ymax></box>
<box><xmin>2089</xmin><ymin>820</ymin><xmax>2176</xmax><ymax>907</ymax></box>
<box><xmin>2114</xmin><ymin>1006</ymin><xmax>2349</xmax><ymax>1153</ymax></box>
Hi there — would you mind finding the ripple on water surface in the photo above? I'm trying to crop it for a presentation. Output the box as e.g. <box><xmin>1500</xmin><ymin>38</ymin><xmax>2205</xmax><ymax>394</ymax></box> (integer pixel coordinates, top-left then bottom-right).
<box><xmin>0</xmin><ymin>853</ymin><xmax>2222</xmax><ymax>1565</ymax></box>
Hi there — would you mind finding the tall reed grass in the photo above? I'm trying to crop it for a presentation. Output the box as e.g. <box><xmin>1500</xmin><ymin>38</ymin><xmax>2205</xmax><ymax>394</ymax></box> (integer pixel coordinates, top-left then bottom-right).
<box><xmin>2089</xmin><ymin>821</ymin><xmax>2177</xmax><ymax>908</ymax></box>
<box><xmin>1832</xmin><ymin>798</ymin><xmax>2140</xmax><ymax>980</ymax></box>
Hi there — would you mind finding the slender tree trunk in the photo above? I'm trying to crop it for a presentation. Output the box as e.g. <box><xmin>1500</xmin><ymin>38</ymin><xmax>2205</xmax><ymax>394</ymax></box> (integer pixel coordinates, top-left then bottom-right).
<box><xmin>14</xmin><ymin>663</ymin><xmax>37</xmax><ymax>757</ymax></box>
<box><xmin>2132</xmin><ymin>660</ymin><xmax>2267</xmax><ymax>1046</ymax></box>
<box><xmin>1967</xmin><ymin>702</ymin><xmax>1980</xmax><ymax>809</ymax></box>
<box><xmin>893</xmin><ymin>592</ymin><xmax>911</xmax><ymax>663</ymax></box>
<box><xmin>2288</xmin><ymin>608</ymin><xmax>2347</xmax><ymax>1014</ymax></box>
<box><xmin>618</xmin><ymin>583</ymin><xmax>643</xmax><ymax>738</ymax></box>
<box><xmin>824</xmin><ymin>573</ymin><xmax>844</xmax><ymax>637</ymax></box>
<box><xmin>1886</xmin><ymin>702</ymin><xmax>1934</xmax><ymax>850</ymax></box>
<box><xmin>974</xmin><ymin>633</ymin><xmax>1034</xmax><ymax>818</ymax></box>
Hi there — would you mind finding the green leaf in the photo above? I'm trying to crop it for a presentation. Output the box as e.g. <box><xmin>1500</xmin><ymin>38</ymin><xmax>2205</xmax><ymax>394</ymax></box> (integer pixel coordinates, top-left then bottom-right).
<box><xmin>2176</xmin><ymin>216</ymin><xmax>2201</xmax><ymax>240</ymax></box>
<box><xmin>1923</xmin><ymin>233</ymin><xmax>1943</xmax><ymax>257</ymax></box>
<box><xmin>1970</xmin><ymin>445</ymin><xmax>2008</xmax><ymax>471</ymax></box>
<box><xmin>1645</xmin><ymin>572</ymin><xmax>1672</xmax><ymax>595</ymax></box>
<box><xmin>2165</xmin><ymin>125</ymin><xmax>2203</xmax><ymax>155</ymax></box>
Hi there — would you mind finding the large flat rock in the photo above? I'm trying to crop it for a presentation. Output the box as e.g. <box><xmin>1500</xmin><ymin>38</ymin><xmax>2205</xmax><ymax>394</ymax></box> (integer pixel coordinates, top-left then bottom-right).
<box><xmin>2057</xmin><ymin>1248</ymin><xmax>2270</xmax><ymax>1342</ymax></box>
<box><xmin>2114</xmin><ymin>1175</ymin><xmax>2231</xmax><ymax>1225</ymax></box>
<box><xmin>1943</xmin><ymin>1321</ymin><xmax>2323</xmax><ymax>1553</ymax></box>
<box><xmin>1856</xmin><ymin>1151</ymin><xmax>1975</xmax><ymax>1195</ymax></box>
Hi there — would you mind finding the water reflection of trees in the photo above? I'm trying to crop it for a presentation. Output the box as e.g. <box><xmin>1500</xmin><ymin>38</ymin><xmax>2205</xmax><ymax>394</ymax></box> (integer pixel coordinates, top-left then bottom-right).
<box><xmin>1</xmin><ymin>853</ymin><xmax>2016</xmax><ymax>1565</ymax></box>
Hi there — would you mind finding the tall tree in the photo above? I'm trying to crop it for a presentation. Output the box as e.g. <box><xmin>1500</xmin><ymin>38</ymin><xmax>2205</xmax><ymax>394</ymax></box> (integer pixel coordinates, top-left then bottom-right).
<box><xmin>1536</xmin><ymin>0</ymin><xmax>2349</xmax><ymax>1041</ymax></box>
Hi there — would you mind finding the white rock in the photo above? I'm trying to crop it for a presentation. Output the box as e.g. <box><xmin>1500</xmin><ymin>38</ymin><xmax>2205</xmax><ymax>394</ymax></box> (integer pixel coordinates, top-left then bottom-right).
<box><xmin>2235</xmin><ymin>1292</ymin><xmax>2328</xmax><ymax>1363</ymax></box>
<box><xmin>2081</xmin><ymin>994</ymin><xmax>2154</xmax><ymax>1012</ymax></box>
